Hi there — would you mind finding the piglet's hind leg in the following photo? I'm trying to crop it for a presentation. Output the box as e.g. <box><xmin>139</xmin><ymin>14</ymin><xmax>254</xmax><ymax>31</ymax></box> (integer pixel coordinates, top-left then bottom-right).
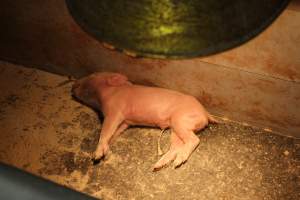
<box><xmin>170</xmin><ymin>115</ymin><xmax>206</xmax><ymax>168</ymax></box>
<box><xmin>172</xmin><ymin>130</ymin><xmax>200</xmax><ymax>168</ymax></box>
<box><xmin>153</xmin><ymin>131</ymin><xmax>184</xmax><ymax>171</ymax></box>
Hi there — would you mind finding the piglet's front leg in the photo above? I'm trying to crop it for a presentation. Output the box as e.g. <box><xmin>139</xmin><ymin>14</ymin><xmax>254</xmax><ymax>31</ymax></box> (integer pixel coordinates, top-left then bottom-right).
<box><xmin>92</xmin><ymin>113</ymin><xmax>124</xmax><ymax>163</ymax></box>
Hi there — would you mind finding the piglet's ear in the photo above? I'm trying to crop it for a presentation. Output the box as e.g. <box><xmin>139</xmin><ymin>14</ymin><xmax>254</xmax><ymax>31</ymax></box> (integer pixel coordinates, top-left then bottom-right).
<box><xmin>107</xmin><ymin>74</ymin><xmax>128</xmax><ymax>86</ymax></box>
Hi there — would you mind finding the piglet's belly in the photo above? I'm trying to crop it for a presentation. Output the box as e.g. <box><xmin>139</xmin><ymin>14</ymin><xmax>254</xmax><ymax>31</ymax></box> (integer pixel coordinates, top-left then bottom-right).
<box><xmin>124</xmin><ymin>117</ymin><xmax>170</xmax><ymax>129</ymax></box>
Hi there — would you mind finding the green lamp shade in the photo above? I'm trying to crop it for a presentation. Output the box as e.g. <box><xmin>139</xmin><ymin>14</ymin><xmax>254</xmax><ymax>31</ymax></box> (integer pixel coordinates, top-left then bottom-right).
<box><xmin>66</xmin><ymin>0</ymin><xmax>290</xmax><ymax>58</ymax></box>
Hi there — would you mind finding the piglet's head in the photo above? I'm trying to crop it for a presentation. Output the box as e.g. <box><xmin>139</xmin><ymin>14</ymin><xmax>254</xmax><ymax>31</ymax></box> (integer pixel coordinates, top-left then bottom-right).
<box><xmin>72</xmin><ymin>72</ymin><xmax>130</xmax><ymax>108</ymax></box>
<box><xmin>72</xmin><ymin>75</ymin><xmax>97</xmax><ymax>108</ymax></box>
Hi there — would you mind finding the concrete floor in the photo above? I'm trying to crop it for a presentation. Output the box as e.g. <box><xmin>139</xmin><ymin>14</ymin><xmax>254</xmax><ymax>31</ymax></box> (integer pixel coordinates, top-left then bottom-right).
<box><xmin>0</xmin><ymin>61</ymin><xmax>299</xmax><ymax>200</ymax></box>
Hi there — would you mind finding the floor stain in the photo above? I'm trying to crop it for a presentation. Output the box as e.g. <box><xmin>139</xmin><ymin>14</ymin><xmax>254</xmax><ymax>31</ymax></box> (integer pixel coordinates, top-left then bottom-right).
<box><xmin>0</xmin><ymin>61</ymin><xmax>299</xmax><ymax>200</ymax></box>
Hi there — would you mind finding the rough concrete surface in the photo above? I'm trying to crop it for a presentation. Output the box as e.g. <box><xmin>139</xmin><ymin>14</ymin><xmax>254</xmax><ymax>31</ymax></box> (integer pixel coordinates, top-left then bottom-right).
<box><xmin>0</xmin><ymin>61</ymin><xmax>299</xmax><ymax>200</ymax></box>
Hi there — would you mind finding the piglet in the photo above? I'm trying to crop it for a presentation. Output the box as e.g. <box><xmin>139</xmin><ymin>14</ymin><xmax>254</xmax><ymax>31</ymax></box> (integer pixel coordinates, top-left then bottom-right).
<box><xmin>72</xmin><ymin>72</ymin><xmax>217</xmax><ymax>170</ymax></box>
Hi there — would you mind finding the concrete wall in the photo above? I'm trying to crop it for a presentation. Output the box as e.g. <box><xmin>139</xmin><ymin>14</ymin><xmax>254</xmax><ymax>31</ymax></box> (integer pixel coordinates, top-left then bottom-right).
<box><xmin>0</xmin><ymin>0</ymin><xmax>299</xmax><ymax>137</ymax></box>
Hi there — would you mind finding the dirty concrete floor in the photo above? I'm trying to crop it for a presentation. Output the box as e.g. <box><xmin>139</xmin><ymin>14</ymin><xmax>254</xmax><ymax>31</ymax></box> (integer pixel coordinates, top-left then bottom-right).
<box><xmin>0</xmin><ymin>61</ymin><xmax>299</xmax><ymax>200</ymax></box>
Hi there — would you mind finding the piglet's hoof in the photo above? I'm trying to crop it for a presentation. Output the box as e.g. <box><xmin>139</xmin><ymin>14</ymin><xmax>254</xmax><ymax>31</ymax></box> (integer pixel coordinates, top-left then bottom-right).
<box><xmin>91</xmin><ymin>157</ymin><xmax>102</xmax><ymax>165</ymax></box>
<box><xmin>91</xmin><ymin>151</ymin><xmax>105</xmax><ymax>165</ymax></box>
<box><xmin>91</xmin><ymin>149</ymin><xmax>111</xmax><ymax>165</ymax></box>
<box><xmin>91</xmin><ymin>152</ymin><xmax>106</xmax><ymax>165</ymax></box>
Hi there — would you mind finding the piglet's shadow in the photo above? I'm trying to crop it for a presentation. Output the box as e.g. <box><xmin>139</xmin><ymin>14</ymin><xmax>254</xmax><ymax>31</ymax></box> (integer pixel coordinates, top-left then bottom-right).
<box><xmin>71</xmin><ymin>93</ymin><xmax>104</xmax><ymax>121</ymax></box>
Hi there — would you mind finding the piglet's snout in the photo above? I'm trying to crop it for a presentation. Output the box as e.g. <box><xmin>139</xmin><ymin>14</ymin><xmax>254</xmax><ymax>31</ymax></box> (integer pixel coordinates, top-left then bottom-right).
<box><xmin>71</xmin><ymin>81</ymin><xmax>80</xmax><ymax>97</ymax></box>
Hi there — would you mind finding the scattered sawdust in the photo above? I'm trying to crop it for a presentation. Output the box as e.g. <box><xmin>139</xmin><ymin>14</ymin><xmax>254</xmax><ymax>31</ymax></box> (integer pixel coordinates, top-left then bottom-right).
<box><xmin>0</xmin><ymin>61</ymin><xmax>299</xmax><ymax>200</ymax></box>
